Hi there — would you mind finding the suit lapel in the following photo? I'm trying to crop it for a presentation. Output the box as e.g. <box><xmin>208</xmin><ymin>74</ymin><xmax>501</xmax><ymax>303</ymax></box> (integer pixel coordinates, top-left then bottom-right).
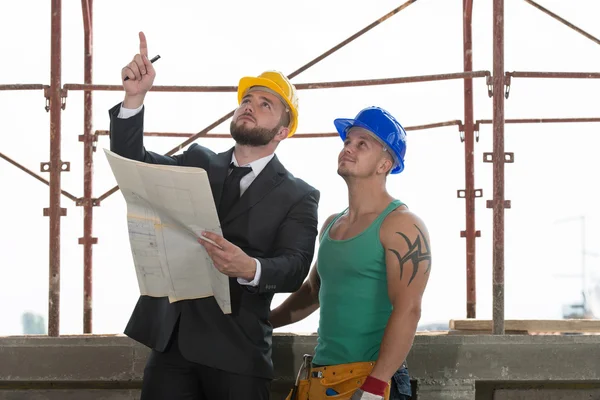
<box><xmin>221</xmin><ymin>155</ymin><xmax>285</xmax><ymax>225</ymax></box>
<box><xmin>209</xmin><ymin>148</ymin><xmax>234</xmax><ymax>208</ymax></box>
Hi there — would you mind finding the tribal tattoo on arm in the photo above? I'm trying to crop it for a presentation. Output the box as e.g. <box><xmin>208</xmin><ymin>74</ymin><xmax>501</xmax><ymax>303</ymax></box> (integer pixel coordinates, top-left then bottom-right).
<box><xmin>388</xmin><ymin>224</ymin><xmax>432</xmax><ymax>286</ymax></box>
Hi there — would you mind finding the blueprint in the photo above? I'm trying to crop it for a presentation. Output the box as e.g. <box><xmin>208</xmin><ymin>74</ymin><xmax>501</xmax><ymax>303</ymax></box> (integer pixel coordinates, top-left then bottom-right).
<box><xmin>104</xmin><ymin>149</ymin><xmax>230</xmax><ymax>314</ymax></box>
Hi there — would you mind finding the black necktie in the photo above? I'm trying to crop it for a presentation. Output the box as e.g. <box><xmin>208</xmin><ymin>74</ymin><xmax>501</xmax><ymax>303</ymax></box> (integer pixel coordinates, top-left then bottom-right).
<box><xmin>218</xmin><ymin>163</ymin><xmax>252</xmax><ymax>220</ymax></box>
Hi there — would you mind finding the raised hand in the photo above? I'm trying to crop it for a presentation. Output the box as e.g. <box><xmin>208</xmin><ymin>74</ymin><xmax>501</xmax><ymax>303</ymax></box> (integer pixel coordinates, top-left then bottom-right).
<box><xmin>122</xmin><ymin>31</ymin><xmax>156</xmax><ymax>108</ymax></box>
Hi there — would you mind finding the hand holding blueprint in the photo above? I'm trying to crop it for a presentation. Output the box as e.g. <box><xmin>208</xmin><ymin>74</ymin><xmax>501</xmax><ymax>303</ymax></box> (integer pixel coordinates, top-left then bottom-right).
<box><xmin>104</xmin><ymin>149</ymin><xmax>231</xmax><ymax>314</ymax></box>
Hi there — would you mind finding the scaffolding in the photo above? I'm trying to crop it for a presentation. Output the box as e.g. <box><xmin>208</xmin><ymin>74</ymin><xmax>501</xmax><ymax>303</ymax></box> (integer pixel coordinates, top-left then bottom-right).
<box><xmin>2</xmin><ymin>0</ymin><xmax>599</xmax><ymax>337</ymax></box>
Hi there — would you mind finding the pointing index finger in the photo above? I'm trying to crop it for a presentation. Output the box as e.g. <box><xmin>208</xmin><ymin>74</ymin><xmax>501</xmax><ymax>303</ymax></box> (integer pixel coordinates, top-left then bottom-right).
<box><xmin>139</xmin><ymin>31</ymin><xmax>148</xmax><ymax>58</ymax></box>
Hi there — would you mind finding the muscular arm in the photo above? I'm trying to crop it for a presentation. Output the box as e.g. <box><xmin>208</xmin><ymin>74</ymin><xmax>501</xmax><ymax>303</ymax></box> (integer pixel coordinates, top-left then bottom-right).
<box><xmin>369</xmin><ymin>211</ymin><xmax>432</xmax><ymax>383</ymax></box>
<box><xmin>269</xmin><ymin>213</ymin><xmax>337</xmax><ymax>328</ymax></box>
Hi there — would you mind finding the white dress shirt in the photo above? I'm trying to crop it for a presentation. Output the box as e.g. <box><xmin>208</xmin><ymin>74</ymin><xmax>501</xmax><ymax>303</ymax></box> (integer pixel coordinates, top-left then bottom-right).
<box><xmin>228</xmin><ymin>153</ymin><xmax>273</xmax><ymax>287</ymax></box>
<box><xmin>118</xmin><ymin>104</ymin><xmax>270</xmax><ymax>287</ymax></box>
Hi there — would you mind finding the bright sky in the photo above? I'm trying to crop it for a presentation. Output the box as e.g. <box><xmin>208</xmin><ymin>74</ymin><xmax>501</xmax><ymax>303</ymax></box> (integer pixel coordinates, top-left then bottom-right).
<box><xmin>1</xmin><ymin>0</ymin><xmax>600</xmax><ymax>335</ymax></box>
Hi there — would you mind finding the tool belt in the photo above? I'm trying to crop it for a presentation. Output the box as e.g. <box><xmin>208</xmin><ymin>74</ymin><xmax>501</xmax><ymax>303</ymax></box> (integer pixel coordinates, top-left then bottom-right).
<box><xmin>285</xmin><ymin>355</ymin><xmax>391</xmax><ymax>400</ymax></box>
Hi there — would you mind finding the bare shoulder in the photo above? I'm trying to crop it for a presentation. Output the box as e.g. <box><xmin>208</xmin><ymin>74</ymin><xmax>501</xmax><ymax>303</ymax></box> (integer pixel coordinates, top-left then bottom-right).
<box><xmin>319</xmin><ymin>213</ymin><xmax>338</xmax><ymax>240</ymax></box>
<box><xmin>381</xmin><ymin>207</ymin><xmax>430</xmax><ymax>245</ymax></box>
<box><xmin>322</xmin><ymin>213</ymin><xmax>338</xmax><ymax>228</ymax></box>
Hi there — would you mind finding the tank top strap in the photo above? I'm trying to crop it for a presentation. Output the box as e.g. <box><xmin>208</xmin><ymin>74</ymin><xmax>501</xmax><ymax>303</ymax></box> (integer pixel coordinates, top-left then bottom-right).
<box><xmin>371</xmin><ymin>199</ymin><xmax>404</xmax><ymax>229</ymax></box>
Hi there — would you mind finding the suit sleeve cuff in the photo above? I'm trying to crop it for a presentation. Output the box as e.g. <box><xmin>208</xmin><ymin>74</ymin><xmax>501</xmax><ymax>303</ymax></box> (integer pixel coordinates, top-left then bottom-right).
<box><xmin>237</xmin><ymin>258</ymin><xmax>261</xmax><ymax>287</ymax></box>
<box><xmin>118</xmin><ymin>104</ymin><xmax>144</xmax><ymax>119</ymax></box>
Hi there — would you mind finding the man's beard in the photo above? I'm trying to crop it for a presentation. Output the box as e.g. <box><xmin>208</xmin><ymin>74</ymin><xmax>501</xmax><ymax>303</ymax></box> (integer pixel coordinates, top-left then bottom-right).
<box><xmin>230</xmin><ymin>120</ymin><xmax>280</xmax><ymax>147</ymax></box>
<box><xmin>337</xmin><ymin>165</ymin><xmax>352</xmax><ymax>178</ymax></box>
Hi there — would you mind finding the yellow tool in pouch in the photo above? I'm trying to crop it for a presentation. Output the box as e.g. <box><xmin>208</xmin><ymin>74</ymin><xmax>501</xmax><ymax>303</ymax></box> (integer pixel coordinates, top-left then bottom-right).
<box><xmin>285</xmin><ymin>360</ymin><xmax>390</xmax><ymax>400</ymax></box>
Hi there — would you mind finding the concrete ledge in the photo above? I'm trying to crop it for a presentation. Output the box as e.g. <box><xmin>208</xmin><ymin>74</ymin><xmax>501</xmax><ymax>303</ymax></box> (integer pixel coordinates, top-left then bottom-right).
<box><xmin>407</xmin><ymin>334</ymin><xmax>600</xmax><ymax>382</ymax></box>
<box><xmin>494</xmin><ymin>388</ymin><xmax>600</xmax><ymax>400</ymax></box>
<box><xmin>0</xmin><ymin>335</ymin><xmax>145</xmax><ymax>382</ymax></box>
<box><xmin>2</xmin><ymin>333</ymin><xmax>600</xmax><ymax>399</ymax></box>
<box><xmin>0</xmin><ymin>390</ymin><xmax>140</xmax><ymax>400</ymax></box>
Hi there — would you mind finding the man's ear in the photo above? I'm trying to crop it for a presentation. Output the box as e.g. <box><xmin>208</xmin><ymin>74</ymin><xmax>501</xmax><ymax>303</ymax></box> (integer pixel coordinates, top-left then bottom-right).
<box><xmin>378</xmin><ymin>157</ymin><xmax>393</xmax><ymax>175</ymax></box>
<box><xmin>275</xmin><ymin>126</ymin><xmax>290</xmax><ymax>142</ymax></box>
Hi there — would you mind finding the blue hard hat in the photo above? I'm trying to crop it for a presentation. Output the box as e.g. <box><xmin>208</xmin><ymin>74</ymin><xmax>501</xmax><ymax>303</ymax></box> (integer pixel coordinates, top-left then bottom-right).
<box><xmin>333</xmin><ymin>106</ymin><xmax>407</xmax><ymax>174</ymax></box>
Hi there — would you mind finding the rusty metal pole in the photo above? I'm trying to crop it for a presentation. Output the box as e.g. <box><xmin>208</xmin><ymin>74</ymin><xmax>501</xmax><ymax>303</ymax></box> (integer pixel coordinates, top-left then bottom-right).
<box><xmin>492</xmin><ymin>0</ymin><xmax>506</xmax><ymax>335</ymax></box>
<box><xmin>463</xmin><ymin>0</ymin><xmax>477</xmax><ymax>319</ymax></box>
<box><xmin>507</xmin><ymin>72</ymin><xmax>600</xmax><ymax>79</ymax></box>
<box><xmin>63</xmin><ymin>71</ymin><xmax>491</xmax><ymax>93</ymax></box>
<box><xmin>48</xmin><ymin>0</ymin><xmax>63</xmax><ymax>337</ymax></box>
<box><xmin>523</xmin><ymin>0</ymin><xmax>600</xmax><ymax>46</ymax></box>
<box><xmin>81</xmin><ymin>0</ymin><xmax>95</xmax><ymax>334</ymax></box>
<box><xmin>0</xmin><ymin>84</ymin><xmax>46</xmax><ymax>90</ymax></box>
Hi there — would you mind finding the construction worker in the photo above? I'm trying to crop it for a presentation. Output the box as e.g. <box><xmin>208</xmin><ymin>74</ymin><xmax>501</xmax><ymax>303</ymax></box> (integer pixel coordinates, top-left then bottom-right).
<box><xmin>110</xmin><ymin>32</ymin><xmax>320</xmax><ymax>400</ymax></box>
<box><xmin>270</xmin><ymin>106</ymin><xmax>431</xmax><ymax>400</ymax></box>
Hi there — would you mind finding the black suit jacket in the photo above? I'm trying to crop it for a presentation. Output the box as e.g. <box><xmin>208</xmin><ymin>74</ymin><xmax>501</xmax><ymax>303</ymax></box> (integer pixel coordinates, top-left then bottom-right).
<box><xmin>108</xmin><ymin>103</ymin><xmax>319</xmax><ymax>379</ymax></box>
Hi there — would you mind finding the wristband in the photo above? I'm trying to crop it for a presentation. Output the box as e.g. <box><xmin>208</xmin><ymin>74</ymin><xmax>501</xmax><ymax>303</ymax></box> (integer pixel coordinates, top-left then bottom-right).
<box><xmin>360</xmin><ymin>375</ymin><xmax>388</xmax><ymax>396</ymax></box>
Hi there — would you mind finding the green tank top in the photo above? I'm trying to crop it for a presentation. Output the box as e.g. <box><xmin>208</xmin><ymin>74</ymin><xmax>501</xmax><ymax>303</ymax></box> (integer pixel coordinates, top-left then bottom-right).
<box><xmin>313</xmin><ymin>199</ymin><xmax>404</xmax><ymax>366</ymax></box>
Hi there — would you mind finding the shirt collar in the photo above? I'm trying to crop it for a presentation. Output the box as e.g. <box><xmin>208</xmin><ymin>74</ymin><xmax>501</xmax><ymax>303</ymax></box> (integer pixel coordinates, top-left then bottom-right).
<box><xmin>231</xmin><ymin>152</ymin><xmax>274</xmax><ymax>177</ymax></box>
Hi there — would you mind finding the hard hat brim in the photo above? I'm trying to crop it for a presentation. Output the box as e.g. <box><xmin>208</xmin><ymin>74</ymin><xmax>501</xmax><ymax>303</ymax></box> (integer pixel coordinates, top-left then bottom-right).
<box><xmin>334</xmin><ymin>118</ymin><xmax>404</xmax><ymax>174</ymax></box>
<box><xmin>237</xmin><ymin>76</ymin><xmax>298</xmax><ymax>137</ymax></box>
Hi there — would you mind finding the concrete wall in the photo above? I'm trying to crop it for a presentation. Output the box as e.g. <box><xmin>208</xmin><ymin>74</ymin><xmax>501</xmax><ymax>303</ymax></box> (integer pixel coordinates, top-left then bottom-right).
<box><xmin>1</xmin><ymin>333</ymin><xmax>600</xmax><ymax>399</ymax></box>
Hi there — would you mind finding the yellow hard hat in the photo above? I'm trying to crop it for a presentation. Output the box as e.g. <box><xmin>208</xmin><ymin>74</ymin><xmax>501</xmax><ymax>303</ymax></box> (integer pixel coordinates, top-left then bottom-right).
<box><xmin>237</xmin><ymin>71</ymin><xmax>299</xmax><ymax>137</ymax></box>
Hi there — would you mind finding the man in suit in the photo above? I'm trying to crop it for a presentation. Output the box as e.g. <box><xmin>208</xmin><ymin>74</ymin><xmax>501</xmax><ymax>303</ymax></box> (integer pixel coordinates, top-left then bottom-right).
<box><xmin>110</xmin><ymin>31</ymin><xmax>320</xmax><ymax>400</ymax></box>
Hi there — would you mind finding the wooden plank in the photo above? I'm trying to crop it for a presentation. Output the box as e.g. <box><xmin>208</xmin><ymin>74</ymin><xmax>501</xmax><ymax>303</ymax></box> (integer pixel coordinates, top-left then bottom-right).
<box><xmin>415</xmin><ymin>331</ymin><xmax>449</xmax><ymax>336</ymax></box>
<box><xmin>449</xmin><ymin>319</ymin><xmax>600</xmax><ymax>333</ymax></box>
<box><xmin>447</xmin><ymin>329</ymin><xmax>528</xmax><ymax>335</ymax></box>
